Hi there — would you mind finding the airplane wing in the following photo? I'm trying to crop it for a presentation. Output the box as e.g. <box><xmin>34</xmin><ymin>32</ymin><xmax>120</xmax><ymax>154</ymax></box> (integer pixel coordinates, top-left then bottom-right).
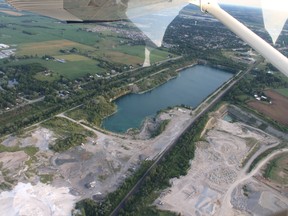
<box><xmin>6</xmin><ymin>0</ymin><xmax>188</xmax><ymax>47</ymax></box>
<box><xmin>6</xmin><ymin>0</ymin><xmax>129</xmax><ymax>21</ymax></box>
<box><xmin>5</xmin><ymin>0</ymin><xmax>186</xmax><ymax>22</ymax></box>
<box><xmin>5</xmin><ymin>0</ymin><xmax>288</xmax><ymax>74</ymax></box>
<box><xmin>6</xmin><ymin>0</ymin><xmax>288</xmax><ymax>46</ymax></box>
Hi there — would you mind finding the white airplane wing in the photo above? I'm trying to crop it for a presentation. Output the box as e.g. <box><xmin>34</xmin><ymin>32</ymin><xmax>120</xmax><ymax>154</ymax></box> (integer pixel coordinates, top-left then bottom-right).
<box><xmin>5</xmin><ymin>0</ymin><xmax>288</xmax><ymax>74</ymax></box>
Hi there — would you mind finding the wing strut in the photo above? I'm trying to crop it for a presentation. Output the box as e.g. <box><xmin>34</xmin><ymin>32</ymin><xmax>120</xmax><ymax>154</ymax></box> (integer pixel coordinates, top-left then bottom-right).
<box><xmin>190</xmin><ymin>0</ymin><xmax>288</xmax><ymax>77</ymax></box>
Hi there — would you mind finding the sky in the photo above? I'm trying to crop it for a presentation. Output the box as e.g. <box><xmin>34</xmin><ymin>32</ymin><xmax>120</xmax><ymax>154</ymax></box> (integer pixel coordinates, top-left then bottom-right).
<box><xmin>216</xmin><ymin>0</ymin><xmax>288</xmax><ymax>43</ymax></box>
<box><xmin>218</xmin><ymin>0</ymin><xmax>261</xmax><ymax>8</ymax></box>
<box><xmin>219</xmin><ymin>0</ymin><xmax>288</xmax><ymax>10</ymax></box>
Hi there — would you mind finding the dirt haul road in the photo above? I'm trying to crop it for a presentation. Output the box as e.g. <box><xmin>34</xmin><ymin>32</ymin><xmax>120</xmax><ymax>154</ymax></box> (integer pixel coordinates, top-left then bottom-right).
<box><xmin>219</xmin><ymin>148</ymin><xmax>288</xmax><ymax>216</ymax></box>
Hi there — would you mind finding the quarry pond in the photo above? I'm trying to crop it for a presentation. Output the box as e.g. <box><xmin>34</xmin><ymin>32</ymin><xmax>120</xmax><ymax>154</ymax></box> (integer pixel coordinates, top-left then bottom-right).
<box><xmin>103</xmin><ymin>65</ymin><xmax>233</xmax><ymax>133</ymax></box>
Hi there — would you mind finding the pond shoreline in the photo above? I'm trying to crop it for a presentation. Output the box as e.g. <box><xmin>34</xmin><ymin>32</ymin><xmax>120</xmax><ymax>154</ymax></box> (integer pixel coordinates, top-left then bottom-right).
<box><xmin>103</xmin><ymin>64</ymin><xmax>234</xmax><ymax>133</ymax></box>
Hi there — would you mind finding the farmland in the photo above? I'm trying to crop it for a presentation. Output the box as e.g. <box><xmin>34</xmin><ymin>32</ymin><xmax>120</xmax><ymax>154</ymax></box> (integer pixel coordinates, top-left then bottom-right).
<box><xmin>114</xmin><ymin>45</ymin><xmax>173</xmax><ymax>64</ymax></box>
<box><xmin>16</xmin><ymin>39</ymin><xmax>94</xmax><ymax>56</ymax></box>
<box><xmin>93</xmin><ymin>50</ymin><xmax>144</xmax><ymax>65</ymax></box>
<box><xmin>276</xmin><ymin>88</ymin><xmax>288</xmax><ymax>98</ymax></box>
<box><xmin>0</xmin><ymin>11</ymin><xmax>173</xmax><ymax>81</ymax></box>
<box><xmin>4</xmin><ymin>57</ymin><xmax>104</xmax><ymax>80</ymax></box>
<box><xmin>247</xmin><ymin>90</ymin><xmax>288</xmax><ymax>126</ymax></box>
<box><xmin>0</xmin><ymin>4</ymin><xmax>287</xmax><ymax>216</ymax></box>
<box><xmin>0</xmin><ymin>14</ymin><xmax>101</xmax><ymax>45</ymax></box>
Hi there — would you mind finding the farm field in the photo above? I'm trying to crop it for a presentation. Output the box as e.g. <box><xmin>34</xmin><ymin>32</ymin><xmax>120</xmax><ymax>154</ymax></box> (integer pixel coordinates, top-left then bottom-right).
<box><xmin>0</xmin><ymin>12</ymin><xmax>174</xmax><ymax>79</ymax></box>
<box><xmin>91</xmin><ymin>50</ymin><xmax>144</xmax><ymax>65</ymax></box>
<box><xmin>53</xmin><ymin>54</ymin><xmax>91</xmax><ymax>62</ymax></box>
<box><xmin>247</xmin><ymin>90</ymin><xmax>288</xmax><ymax>126</ymax></box>
<box><xmin>0</xmin><ymin>13</ymin><xmax>101</xmax><ymax>45</ymax></box>
<box><xmin>40</xmin><ymin>59</ymin><xmax>104</xmax><ymax>80</ymax></box>
<box><xmin>0</xmin><ymin>9</ymin><xmax>175</xmax><ymax>81</ymax></box>
<box><xmin>276</xmin><ymin>88</ymin><xmax>288</xmax><ymax>98</ymax></box>
<box><xmin>5</xmin><ymin>58</ymin><xmax>104</xmax><ymax>80</ymax></box>
<box><xmin>114</xmin><ymin>45</ymin><xmax>173</xmax><ymax>64</ymax></box>
<box><xmin>16</xmin><ymin>39</ymin><xmax>95</xmax><ymax>56</ymax></box>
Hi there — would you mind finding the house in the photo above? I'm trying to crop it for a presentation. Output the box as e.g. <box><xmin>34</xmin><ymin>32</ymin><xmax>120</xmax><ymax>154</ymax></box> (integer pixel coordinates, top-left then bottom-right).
<box><xmin>261</xmin><ymin>96</ymin><xmax>267</xmax><ymax>100</ymax></box>
<box><xmin>0</xmin><ymin>43</ymin><xmax>9</xmax><ymax>49</ymax></box>
<box><xmin>55</xmin><ymin>58</ymin><xmax>66</xmax><ymax>63</ymax></box>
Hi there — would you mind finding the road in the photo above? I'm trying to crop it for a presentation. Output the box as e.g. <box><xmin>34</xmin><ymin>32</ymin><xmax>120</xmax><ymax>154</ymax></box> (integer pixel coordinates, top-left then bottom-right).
<box><xmin>219</xmin><ymin>148</ymin><xmax>288</xmax><ymax>216</ymax></box>
<box><xmin>110</xmin><ymin>62</ymin><xmax>261</xmax><ymax>215</ymax></box>
<box><xmin>1</xmin><ymin>96</ymin><xmax>45</xmax><ymax>114</ymax></box>
<box><xmin>105</xmin><ymin>56</ymin><xmax>182</xmax><ymax>80</ymax></box>
<box><xmin>134</xmin><ymin>68</ymin><xmax>169</xmax><ymax>85</ymax></box>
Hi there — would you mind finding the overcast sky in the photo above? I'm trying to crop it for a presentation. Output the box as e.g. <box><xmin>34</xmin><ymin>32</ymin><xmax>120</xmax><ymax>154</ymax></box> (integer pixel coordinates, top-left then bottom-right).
<box><xmin>218</xmin><ymin>0</ymin><xmax>261</xmax><ymax>7</ymax></box>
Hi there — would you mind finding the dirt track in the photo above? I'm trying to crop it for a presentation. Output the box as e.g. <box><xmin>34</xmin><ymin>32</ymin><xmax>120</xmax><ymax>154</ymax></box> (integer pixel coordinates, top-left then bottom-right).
<box><xmin>0</xmin><ymin>107</ymin><xmax>195</xmax><ymax>215</ymax></box>
<box><xmin>156</xmin><ymin>116</ymin><xmax>286</xmax><ymax>216</ymax></box>
<box><xmin>0</xmin><ymin>107</ymin><xmax>194</xmax><ymax>200</ymax></box>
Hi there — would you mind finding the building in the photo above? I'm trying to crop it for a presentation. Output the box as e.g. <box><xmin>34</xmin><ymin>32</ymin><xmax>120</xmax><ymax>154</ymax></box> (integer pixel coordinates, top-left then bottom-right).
<box><xmin>0</xmin><ymin>44</ymin><xmax>10</xmax><ymax>49</ymax></box>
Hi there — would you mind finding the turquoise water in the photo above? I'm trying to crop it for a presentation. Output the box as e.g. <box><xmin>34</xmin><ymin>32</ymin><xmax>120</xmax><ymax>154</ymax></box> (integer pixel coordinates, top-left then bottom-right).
<box><xmin>223</xmin><ymin>114</ymin><xmax>234</xmax><ymax>123</ymax></box>
<box><xmin>103</xmin><ymin>65</ymin><xmax>233</xmax><ymax>133</ymax></box>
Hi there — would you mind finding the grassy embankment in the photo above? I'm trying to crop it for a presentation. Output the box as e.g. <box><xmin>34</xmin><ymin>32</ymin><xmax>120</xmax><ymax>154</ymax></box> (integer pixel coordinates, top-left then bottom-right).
<box><xmin>248</xmin><ymin>142</ymin><xmax>288</xmax><ymax>173</ymax></box>
<box><xmin>151</xmin><ymin>119</ymin><xmax>170</xmax><ymax>138</ymax></box>
<box><xmin>263</xmin><ymin>152</ymin><xmax>288</xmax><ymax>185</ymax></box>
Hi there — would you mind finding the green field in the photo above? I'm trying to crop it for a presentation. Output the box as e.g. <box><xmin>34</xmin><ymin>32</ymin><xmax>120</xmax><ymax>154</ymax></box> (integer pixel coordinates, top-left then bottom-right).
<box><xmin>90</xmin><ymin>43</ymin><xmax>173</xmax><ymax>66</ymax></box>
<box><xmin>41</xmin><ymin>59</ymin><xmax>104</xmax><ymax>80</ymax></box>
<box><xmin>264</xmin><ymin>153</ymin><xmax>288</xmax><ymax>186</ymax></box>
<box><xmin>0</xmin><ymin>13</ymin><xmax>101</xmax><ymax>45</ymax></box>
<box><xmin>114</xmin><ymin>45</ymin><xmax>173</xmax><ymax>64</ymax></box>
<box><xmin>275</xmin><ymin>88</ymin><xmax>288</xmax><ymax>98</ymax></box>
<box><xmin>53</xmin><ymin>54</ymin><xmax>91</xmax><ymax>61</ymax></box>
<box><xmin>91</xmin><ymin>50</ymin><xmax>144</xmax><ymax>65</ymax></box>
<box><xmin>0</xmin><ymin>10</ymin><xmax>175</xmax><ymax>79</ymax></box>
<box><xmin>5</xmin><ymin>58</ymin><xmax>105</xmax><ymax>80</ymax></box>
<box><xmin>16</xmin><ymin>39</ymin><xmax>95</xmax><ymax>56</ymax></box>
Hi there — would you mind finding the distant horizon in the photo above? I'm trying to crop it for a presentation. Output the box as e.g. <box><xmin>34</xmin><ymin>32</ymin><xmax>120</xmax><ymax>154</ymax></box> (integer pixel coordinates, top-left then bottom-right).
<box><xmin>218</xmin><ymin>0</ymin><xmax>261</xmax><ymax>8</ymax></box>
<box><xmin>218</xmin><ymin>3</ymin><xmax>261</xmax><ymax>9</ymax></box>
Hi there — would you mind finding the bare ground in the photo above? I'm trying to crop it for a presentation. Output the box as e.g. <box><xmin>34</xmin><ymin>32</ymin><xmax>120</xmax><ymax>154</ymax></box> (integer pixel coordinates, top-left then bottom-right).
<box><xmin>155</xmin><ymin>116</ymin><xmax>287</xmax><ymax>216</ymax></box>
<box><xmin>248</xmin><ymin>89</ymin><xmax>288</xmax><ymax>126</ymax></box>
<box><xmin>0</xmin><ymin>107</ymin><xmax>194</xmax><ymax>215</ymax></box>
<box><xmin>0</xmin><ymin>107</ymin><xmax>193</xmax><ymax>201</ymax></box>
